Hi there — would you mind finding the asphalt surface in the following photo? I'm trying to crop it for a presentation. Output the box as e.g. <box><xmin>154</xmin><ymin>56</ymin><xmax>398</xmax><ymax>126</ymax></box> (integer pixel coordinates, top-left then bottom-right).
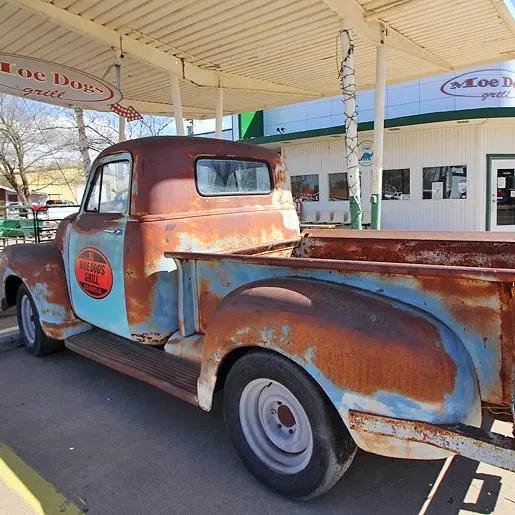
<box><xmin>1</xmin><ymin>344</ymin><xmax>514</xmax><ymax>515</ymax></box>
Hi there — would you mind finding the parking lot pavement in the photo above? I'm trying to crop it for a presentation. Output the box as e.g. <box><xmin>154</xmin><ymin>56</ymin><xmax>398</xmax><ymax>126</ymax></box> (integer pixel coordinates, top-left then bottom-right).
<box><xmin>1</xmin><ymin>345</ymin><xmax>514</xmax><ymax>515</ymax></box>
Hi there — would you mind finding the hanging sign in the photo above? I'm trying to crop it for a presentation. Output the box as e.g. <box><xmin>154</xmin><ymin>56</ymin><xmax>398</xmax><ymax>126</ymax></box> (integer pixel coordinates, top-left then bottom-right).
<box><xmin>0</xmin><ymin>53</ymin><xmax>121</xmax><ymax>107</ymax></box>
<box><xmin>75</xmin><ymin>247</ymin><xmax>113</xmax><ymax>299</ymax></box>
<box><xmin>441</xmin><ymin>69</ymin><xmax>515</xmax><ymax>101</ymax></box>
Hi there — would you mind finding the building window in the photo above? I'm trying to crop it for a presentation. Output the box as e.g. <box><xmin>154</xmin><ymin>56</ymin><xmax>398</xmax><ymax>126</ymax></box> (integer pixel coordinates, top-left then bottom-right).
<box><xmin>383</xmin><ymin>169</ymin><xmax>410</xmax><ymax>200</ymax></box>
<box><xmin>423</xmin><ymin>165</ymin><xmax>467</xmax><ymax>199</ymax></box>
<box><xmin>196</xmin><ymin>158</ymin><xmax>272</xmax><ymax>196</ymax></box>
<box><xmin>329</xmin><ymin>173</ymin><xmax>349</xmax><ymax>201</ymax></box>
<box><xmin>290</xmin><ymin>174</ymin><xmax>319</xmax><ymax>201</ymax></box>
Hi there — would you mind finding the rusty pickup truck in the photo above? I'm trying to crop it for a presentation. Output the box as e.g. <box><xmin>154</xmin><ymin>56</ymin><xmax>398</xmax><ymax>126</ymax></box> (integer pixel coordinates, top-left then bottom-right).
<box><xmin>1</xmin><ymin>136</ymin><xmax>514</xmax><ymax>499</ymax></box>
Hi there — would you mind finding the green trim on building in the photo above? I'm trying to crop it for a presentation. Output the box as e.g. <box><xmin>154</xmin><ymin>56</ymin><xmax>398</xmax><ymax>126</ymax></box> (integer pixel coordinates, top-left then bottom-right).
<box><xmin>238</xmin><ymin>111</ymin><xmax>264</xmax><ymax>139</ymax></box>
<box><xmin>242</xmin><ymin>107</ymin><xmax>515</xmax><ymax>145</ymax></box>
<box><xmin>485</xmin><ymin>153</ymin><xmax>515</xmax><ymax>231</ymax></box>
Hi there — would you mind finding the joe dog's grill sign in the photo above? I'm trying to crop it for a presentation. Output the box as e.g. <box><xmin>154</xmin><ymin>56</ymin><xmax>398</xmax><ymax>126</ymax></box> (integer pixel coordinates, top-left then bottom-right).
<box><xmin>75</xmin><ymin>248</ymin><xmax>113</xmax><ymax>299</ymax></box>
<box><xmin>441</xmin><ymin>69</ymin><xmax>515</xmax><ymax>101</ymax></box>
<box><xmin>0</xmin><ymin>52</ymin><xmax>121</xmax><ymax>107</ymax></box>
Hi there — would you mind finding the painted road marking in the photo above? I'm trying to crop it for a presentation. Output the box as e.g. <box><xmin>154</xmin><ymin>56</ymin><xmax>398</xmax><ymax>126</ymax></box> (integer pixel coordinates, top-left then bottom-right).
<box><xmin>0</xmin><ymin>444</ymin><xmax>81</xmax><ymax>514</ymax></box>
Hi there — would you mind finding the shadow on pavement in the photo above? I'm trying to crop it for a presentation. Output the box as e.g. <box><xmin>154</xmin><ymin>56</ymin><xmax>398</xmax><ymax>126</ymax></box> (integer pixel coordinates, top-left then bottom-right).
<box><xmin>0</xmin><ymin>348</ymin><xmax>506</xmax><ymax>515</ymax></box>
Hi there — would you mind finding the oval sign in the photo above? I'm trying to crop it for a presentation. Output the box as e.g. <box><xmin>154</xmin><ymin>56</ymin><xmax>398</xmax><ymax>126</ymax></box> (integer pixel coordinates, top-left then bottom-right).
<box><xmin>0</xmin><ymin>52</ymin><xmax>121</xmax><ymax>107</ymax></box>
<box><xmin>440</xmin><ymin>68</ymin><xmax>515</xmax><ymax>101</ymax></box>
<box><xmin>75</xmin><ymin>247</ymin><xmax>113</xmax><ymax>299</ymax></box>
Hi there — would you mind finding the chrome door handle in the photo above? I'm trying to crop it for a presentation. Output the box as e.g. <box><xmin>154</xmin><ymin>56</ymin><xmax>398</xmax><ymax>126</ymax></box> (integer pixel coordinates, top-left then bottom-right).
<box><xmin>104</xmin><ymin>228</ymin><xmax>123</xmax><ymax>236</ymax></box>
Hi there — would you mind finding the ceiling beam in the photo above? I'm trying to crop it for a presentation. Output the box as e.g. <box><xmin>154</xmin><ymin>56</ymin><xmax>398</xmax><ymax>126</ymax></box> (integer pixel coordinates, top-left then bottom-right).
<box><xmin>126</xmin><ymin>100</ymin><xmax>215</xmax><ymax>119</ymax></box>
<box><xmin>364</xmin><ymin>0</ymin><xmax>419</xmax><ymax>21</ymax></box>
<box><xmin>10</xmin><ymin>0</ymin><xmax>322</xmax><ymax>98</ymax></box>
<box><xmin>489</xmin><ymin>0</ymin><xmax>515</xmax><ymax>40</ymax></box>
<box><xmin>322</xmin><ymin>0</ymin><xmax>453</xmax><ymax>70</ymax></box>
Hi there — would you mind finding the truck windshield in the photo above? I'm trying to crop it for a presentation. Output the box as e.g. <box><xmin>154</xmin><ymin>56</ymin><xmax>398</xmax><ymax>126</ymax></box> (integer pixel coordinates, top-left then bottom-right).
<box><xmin>196</xmin><ymin>158</ymin><xmax>272</xmax><ymax>196</ymax></box>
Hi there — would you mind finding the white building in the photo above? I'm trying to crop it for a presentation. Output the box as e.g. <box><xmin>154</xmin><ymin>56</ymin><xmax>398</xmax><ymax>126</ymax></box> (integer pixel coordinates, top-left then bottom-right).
<box><xmin>241</xmin><ymin>62</ymin><xmax>515</xmax><ymax>231</ymax></box>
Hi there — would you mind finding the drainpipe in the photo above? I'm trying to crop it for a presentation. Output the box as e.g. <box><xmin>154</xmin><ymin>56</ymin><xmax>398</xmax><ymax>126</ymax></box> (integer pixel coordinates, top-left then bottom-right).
<box><xmin>340</xmin><ymin>22</ymin><xmax>362</xmax><ymax>229</ymax></box>
<box><xmin>171</xmin><ymin>73</ymin><xmax>185</xmax><ymax>136</ymax></box>
<box><xmin>215</xmin><ymin>87</ymin><xmax>224</xmax><ymax>139</ymax></box>
<box><xmin>371</xmin><ymin>36</ymin><xmax>386</xmax><ymax>230</ymax></box>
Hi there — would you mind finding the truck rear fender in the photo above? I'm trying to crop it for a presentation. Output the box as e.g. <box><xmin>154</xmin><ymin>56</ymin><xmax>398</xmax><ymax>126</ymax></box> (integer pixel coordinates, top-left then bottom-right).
<box><xmin>198</xmin><ymin>278</ymin><xmax>481</xmax><ymax>458</ymax></box>
<box><xmin>0</xmin><ymin>243</ymin><xmax>89</xmax><ymax>339</ymax></box>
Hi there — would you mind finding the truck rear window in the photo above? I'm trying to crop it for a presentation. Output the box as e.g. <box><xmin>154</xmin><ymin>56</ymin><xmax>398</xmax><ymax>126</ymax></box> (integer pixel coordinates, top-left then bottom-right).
<box><xmin>195</xmin><ymin>158</ymin><xmax>272</xmax><ymax>196</ymax></box>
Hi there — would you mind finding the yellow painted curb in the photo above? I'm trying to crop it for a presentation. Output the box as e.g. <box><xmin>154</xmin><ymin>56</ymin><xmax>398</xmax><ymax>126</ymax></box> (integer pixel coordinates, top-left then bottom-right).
<box><xmin>0</xmin><ymin>325</ymin><xmax>18</xmax><ymax>335</ymax></box>
<box><xmin>0</xmin><ymin>444</ymin><xmax>81</xmax><ymax>514</ymax></box>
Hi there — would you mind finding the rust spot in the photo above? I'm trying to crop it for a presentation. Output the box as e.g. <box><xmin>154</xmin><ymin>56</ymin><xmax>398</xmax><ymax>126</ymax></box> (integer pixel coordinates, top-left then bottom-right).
<box><xmin>300</xmin><ymin>231</ymin><xmax>515</xmax><ymax>269</ymax></box>
<box><xmin>204</xmin><ymin>279</ymin><xmax>458</xmax><ymax>403</ymax></box>
<box><xmin>414</xmin><ymin>276</ymin><xmax>500</xmax><ymax>336</ymax></box>
<box><xmin>0</xmin><ymin>242</ymin><xmax>86</xmax><ymax>339</ymax></box>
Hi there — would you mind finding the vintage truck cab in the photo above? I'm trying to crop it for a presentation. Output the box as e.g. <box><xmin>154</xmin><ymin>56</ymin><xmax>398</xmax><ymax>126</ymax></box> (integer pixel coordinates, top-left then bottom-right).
<box><xmin>1</xmin><ymin>136</ymin><xmax>514</xmax><ymax>499</ymax></box>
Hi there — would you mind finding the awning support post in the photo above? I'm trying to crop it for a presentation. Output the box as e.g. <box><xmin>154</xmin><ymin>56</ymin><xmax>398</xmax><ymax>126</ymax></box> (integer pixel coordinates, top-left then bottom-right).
<box><xmin>371</xmin><ymin>38</ymin><xmax>386</xmax><ymax>230</ymax></box>
<box><xmin>171</xmin><ymin>74</ymin><xmax>185</xmax><ymax>136</ymax></box>
<box><xmin>340</xmin><ymin>23</ymin><xmax>362</xmax><ymax>230</ymax></box>
<box><xmin>215</xmin><ymin>87</ymin><xmax>224</xmax><ymax>139</ymax></box>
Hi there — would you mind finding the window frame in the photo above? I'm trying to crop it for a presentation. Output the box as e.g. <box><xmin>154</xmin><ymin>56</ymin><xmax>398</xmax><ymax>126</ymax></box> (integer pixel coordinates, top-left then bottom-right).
<box><xmin>81</xmin><ymin>152</ymin><xmax>133</xmax><ymax>215</ymax></box>
<box><xmin>328</xmin><ymin>172</ymin><xmax>349</xmax><ymax>202</ymax></box>
<box><xmin>194</xmin><ymin>156</ymin><xmax>273</xmax><ymax>197</ymax></box>
<box><xmin>422</xmin><ymin>165</ymin><xmax>468</xmax><ymax>200</ymax></box>
<box><xmin>382</xmin><ymin>168</ymin><xmax>411</xmax><ymax>201</ymax></box>
<box><xmin>290</xmin><ymin>173</ymin><xmax>320</xmax><ymax>202</ymax></box>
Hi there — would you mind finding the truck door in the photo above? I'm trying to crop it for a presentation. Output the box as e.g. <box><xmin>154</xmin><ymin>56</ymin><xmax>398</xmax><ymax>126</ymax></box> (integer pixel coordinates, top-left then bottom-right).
<box><xmin>68</xmin><ymin>153</ymin><xmax>132</xmax><ymax>338</ymax></box>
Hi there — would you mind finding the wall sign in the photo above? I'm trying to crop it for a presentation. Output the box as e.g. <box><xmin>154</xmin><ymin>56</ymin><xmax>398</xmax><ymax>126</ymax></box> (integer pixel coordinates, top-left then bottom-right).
<box><xmin>0</xmin><ymin>53</ymin><xmax>121</xmax><ymax>107</ymax></box>
<box><xmin>358</xmin><ymin>140</ymin><xmax>374</xmax><ymax>168</ymax></box>
<box><xmin>75</xmin><ymin>247</ymin><xmax>113</xmax><ymax>299</ymax></box>
<box><xmin>441</xmin><ymin>69</ymin><xmax>515</xmax><ymax>101</ymax></box>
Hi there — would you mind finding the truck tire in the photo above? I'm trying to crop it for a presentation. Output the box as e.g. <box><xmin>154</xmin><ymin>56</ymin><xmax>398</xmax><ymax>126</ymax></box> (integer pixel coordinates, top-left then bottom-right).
<box><xmin>16</xmin><ymin>284</ymin><xmax>62</xmax><ymax>356</ymax></box>
<box><xmin>223</xmin><ymin>351</ymin><xmax>357</xmax><ymax>500</ymax></box>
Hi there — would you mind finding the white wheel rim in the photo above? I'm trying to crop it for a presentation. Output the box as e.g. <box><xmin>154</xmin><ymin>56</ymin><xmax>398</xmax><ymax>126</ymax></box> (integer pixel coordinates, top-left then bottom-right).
<box><xmin>239</xmin><ymin>378</ymin><xmax>313</xmax><ymax>474</ymax></box>
<box><xmin>20</xmin><ymin>294</ymin><xmax>36</xmax><ymax>345</ymax></box>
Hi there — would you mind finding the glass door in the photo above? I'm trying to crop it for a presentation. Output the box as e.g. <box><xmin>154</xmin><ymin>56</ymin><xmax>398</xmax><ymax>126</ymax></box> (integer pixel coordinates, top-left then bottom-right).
<box><xmin>490</xmin><ymin>160</ymin><xmax>515</xmax><ymax>231</ymax></box>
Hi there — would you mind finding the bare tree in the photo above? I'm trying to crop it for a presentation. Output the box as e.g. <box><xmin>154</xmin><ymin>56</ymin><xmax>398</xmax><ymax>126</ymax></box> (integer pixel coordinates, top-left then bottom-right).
<box><xmin>74</xmin><ymin>106</ymin><xmax>91</xmax><ymax>173</ymax></box>
<box><xmin>0</xmin><ymin>95</ymin><xmax>70</xmax><ymax>204</ymax></box>
<box><xmin>0</xmin><ymin>94</ymin><xmax>174</xmax><ymax>206</ymax></box>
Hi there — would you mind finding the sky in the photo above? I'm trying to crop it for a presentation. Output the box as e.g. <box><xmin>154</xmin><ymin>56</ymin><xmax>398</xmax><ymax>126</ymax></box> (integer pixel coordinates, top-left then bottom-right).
<box><xmin>505</xmin><ymin>0</ymin><xmax>515</xmax><ymax>17</ymax></box>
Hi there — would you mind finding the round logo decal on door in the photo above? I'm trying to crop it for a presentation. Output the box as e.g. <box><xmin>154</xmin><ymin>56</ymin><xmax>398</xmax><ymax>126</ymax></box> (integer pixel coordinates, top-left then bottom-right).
<box><xmin>75</xmin><ymin>247</ymin><xmax>113</xmax><ymax>299</ymax></box>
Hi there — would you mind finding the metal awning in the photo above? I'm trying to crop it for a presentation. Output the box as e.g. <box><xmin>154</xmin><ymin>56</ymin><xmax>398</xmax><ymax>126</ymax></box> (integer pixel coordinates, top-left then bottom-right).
<box><xmin>2</xmin><ymin>0</ymin><xmax>514</xmax><ymax>118</ymax></box>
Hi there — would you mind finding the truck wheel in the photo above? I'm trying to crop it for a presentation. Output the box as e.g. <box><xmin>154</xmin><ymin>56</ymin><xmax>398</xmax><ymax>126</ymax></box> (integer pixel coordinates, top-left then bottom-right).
<box><xmin>16</xmin><ymin>284</ymin><xmax>62</xmax><ymax>356</ymax></box>
<box><xmin>223</xmin><ymin>351</ymin><xmax>357</xmax><ymax>500</ymax></box>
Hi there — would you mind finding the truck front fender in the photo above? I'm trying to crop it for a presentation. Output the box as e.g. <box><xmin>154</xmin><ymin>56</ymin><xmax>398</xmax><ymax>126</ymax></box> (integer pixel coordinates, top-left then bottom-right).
<box><xmin>199</xmin><ymin>277</ymin><xmax>481</xmax><ymax>459</ymax></box>
<box><xmin>0</xmin><ymin>243</ymin><xmax>89</xmax><ymax>339</ymax></box>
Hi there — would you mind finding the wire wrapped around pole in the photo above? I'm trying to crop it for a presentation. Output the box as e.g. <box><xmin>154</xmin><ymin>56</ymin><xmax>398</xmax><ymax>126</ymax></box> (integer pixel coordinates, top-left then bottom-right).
<box><xmin>339</xmin><ymin>25</ymin><xmax>362</xmax><ymax>230</ymax></box>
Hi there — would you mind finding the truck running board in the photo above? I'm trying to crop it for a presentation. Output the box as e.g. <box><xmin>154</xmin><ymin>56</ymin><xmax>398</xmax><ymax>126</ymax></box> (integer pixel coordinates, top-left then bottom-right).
<box><xmin>65</xmin><ymin>329</ymin><xmax>200</xmax><ymax>405</ymax></box>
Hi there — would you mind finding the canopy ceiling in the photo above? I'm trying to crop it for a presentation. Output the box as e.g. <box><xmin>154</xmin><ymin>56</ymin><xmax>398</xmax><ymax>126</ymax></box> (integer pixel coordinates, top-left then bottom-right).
<box><xmin>2</xmin><ymin>0</ymin><xmax>515</xmax><ymax>118</ymax></box>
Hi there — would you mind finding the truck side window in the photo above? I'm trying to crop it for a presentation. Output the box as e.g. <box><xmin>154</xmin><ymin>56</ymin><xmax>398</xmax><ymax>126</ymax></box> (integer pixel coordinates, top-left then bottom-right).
<box><xmin>196</xmin><ymin>158</ymin><xmax>272</xmax><ymax>196</ymax></box>
<box><xmin>84</xmin><ymin>161</ymin><xmax>131</xmax><ymax>214</ymax></box>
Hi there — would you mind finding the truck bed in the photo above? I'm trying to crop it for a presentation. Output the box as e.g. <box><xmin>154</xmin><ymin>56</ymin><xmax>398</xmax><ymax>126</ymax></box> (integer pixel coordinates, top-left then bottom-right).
<box><xmin>167</xmin><ymin>230</ymin><xmax>515</xmax><ymax>410</ymax></box>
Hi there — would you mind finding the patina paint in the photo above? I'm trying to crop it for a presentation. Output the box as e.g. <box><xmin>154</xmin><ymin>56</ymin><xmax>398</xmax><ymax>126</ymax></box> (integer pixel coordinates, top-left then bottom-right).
<box><xmin>114</xmin><ymin>136</ymin><xmax>299</xmax><ymax>343</ymax></box>
<box><xmin>0</xmin><ymin>243</ymin><xmax>89</xmax><ymax>339</ymax></box>
<box><xmin>169</xmin><ymin>245</ymin><xmax>513</xmax><ymax>409</ymax></box>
